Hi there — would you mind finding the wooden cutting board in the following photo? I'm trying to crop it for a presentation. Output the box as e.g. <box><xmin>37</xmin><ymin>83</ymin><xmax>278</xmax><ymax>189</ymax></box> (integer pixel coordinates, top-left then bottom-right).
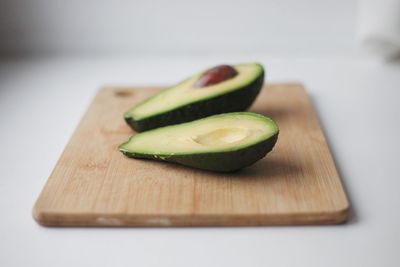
<box><xmin>33</xmin><ymin>84</ymin><xmax>349</xmax><ymax>227</ymax></box>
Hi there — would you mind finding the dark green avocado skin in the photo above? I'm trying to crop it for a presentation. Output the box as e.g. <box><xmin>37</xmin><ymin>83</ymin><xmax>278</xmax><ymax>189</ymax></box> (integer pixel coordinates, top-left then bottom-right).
<box><xmin>120</xmin><ymin>131</ymin><xmax>278</xmax><ymax>172</ymax></box>
<box><xmin>125</xmin><ymin>71</ymin><xmax>264</xmax><ymax>132</ymax></box>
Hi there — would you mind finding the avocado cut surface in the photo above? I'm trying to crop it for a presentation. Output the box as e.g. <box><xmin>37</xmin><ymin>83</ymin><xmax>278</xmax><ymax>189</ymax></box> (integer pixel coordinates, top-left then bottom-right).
<box><xmin>119</xmin><ymin>112</ymin><xmax>278</xmax><ymax>172</ymax></box>
<box><xmin>124</xmin><ymin>63</ymin><xmax>264</xmax><ymax>132</ymax></box>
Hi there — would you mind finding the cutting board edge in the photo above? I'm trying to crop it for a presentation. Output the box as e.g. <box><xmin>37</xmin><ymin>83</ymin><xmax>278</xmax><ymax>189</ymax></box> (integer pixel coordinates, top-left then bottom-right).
<box><xmin>32</xmin><ymin>204</ymin><xmax>350</xmax><ymax>227</ymax></box>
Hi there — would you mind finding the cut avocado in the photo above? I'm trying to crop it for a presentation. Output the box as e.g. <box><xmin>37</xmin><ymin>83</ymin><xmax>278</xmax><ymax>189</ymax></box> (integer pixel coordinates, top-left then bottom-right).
<box><xmin>124</xmin><ymin>63</ymin><xmax>264</xmax><ymax>132</ymax></box>
<box><xmin>119</xmin><ymin>112</ymin><xmax>278</xmax><ymax>172</ymax></box>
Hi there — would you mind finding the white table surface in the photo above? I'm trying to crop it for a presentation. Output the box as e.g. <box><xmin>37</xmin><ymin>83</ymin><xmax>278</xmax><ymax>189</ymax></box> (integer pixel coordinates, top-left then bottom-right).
<box><xmin>0</xmin><ymin>54</ymin><xmax>399</xmax><ymax>267</ymax></box>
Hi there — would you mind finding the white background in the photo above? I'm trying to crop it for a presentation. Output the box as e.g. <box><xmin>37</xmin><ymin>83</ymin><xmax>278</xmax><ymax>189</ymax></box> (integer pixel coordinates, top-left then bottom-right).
<box><xmin>0</xmin><ymin>0</ymin><xmax>400</xmax><ymax>266</ymax></box>
<box><xmin>0</xmin><ymin>0</ymin><xmax>356</xmax><ymax>55</ymax></box>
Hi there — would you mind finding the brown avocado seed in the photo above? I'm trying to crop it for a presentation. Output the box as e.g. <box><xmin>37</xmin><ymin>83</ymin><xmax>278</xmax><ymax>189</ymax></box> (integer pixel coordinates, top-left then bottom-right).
<box><xmin>194</xmin><ymin>64</ymin><xmax>238</xmax><ymax>88</ymax></box>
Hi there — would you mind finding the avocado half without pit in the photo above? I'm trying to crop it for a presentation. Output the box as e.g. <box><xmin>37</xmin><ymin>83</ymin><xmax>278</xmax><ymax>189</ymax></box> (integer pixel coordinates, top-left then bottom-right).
<box><xmin>124</xmin><ymin>63</ymin><xmax>264</xmax><ymax>132</ymax></box>
<box><xmin>119</xmin><ymin>112</ymin><xmax>279</xmax><ymax>172</ymax></box>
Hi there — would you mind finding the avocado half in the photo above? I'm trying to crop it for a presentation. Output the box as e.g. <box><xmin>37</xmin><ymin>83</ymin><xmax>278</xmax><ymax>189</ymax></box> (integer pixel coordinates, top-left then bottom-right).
<box><xmin>119</xmin><ymin>112</ymin><xmax>278</xmax><ymax>172</ymax></box>
<box><xmin>124</xmin><ymin>63</ymin><xmax>264</xmax><ymax>132</ymax></box>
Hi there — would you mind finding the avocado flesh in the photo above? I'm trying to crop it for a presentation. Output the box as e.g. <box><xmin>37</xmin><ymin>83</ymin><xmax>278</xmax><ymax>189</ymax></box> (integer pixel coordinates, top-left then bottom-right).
<box><xmin>124</xmin><ymin>63</ymin><xmax>264</xmax><ymax>132</ymax></box>
<box><xmin>119</xmin><ymin>112</ymin><xmax>278</xmax><ymax>172</ymax></box>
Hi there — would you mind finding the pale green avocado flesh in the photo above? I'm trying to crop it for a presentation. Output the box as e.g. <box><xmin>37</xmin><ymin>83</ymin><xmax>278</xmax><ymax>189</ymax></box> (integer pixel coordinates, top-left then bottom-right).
<box><xmin>124</xmin><ymin>63</ymin><xmax>264</xmax><ymax>132</ymax></box>
<box><xmin>120</xmin><ymin>112</ymin><xmax>278</xmax><ymax>172</ymax></box>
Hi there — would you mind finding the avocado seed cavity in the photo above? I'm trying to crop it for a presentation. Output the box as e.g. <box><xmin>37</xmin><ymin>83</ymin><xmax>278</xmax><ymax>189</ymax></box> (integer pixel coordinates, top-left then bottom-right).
<box><xmin>194</xmin><ymin>128</ymin><xmax>249</xmax><ymax>146</ymax></box>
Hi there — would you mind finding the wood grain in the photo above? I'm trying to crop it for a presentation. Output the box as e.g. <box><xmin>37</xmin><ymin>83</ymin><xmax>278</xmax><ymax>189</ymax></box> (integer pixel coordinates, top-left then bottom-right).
<box><xmin>33</xmin><ymin>84</ymin><xmax>350</xmax><ymax>226</ymax></box>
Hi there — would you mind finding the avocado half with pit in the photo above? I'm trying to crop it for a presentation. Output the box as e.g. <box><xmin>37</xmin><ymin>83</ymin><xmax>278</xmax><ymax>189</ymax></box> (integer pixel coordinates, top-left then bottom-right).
<box><xmin>119</xmin><ymin>112</ymin><xmax>278</xmax><ymax>172</ymax></box>
<box><xmin>124</xmin><ymin>63</ymin><xmax>264</xmax><ymax>132</ymax></box>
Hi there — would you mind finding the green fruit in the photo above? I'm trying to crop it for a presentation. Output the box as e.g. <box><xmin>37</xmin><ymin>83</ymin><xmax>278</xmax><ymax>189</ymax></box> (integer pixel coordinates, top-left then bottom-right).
<box><xmin>120</xmin><ymin>112</ymin><xmax>278</xmax><ymax>172</ymax></box>
<box><xmin>124</xmin><ymin>63</ymin><xmax>264</xmax><ymax>132</ymax></box>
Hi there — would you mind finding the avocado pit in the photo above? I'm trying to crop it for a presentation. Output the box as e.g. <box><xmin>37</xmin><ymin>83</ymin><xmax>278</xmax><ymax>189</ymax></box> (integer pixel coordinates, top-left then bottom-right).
<box><xmin>194</xmin><ymin>65</ymin><xmax>238</xmax><ymax>88</ymax></box>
